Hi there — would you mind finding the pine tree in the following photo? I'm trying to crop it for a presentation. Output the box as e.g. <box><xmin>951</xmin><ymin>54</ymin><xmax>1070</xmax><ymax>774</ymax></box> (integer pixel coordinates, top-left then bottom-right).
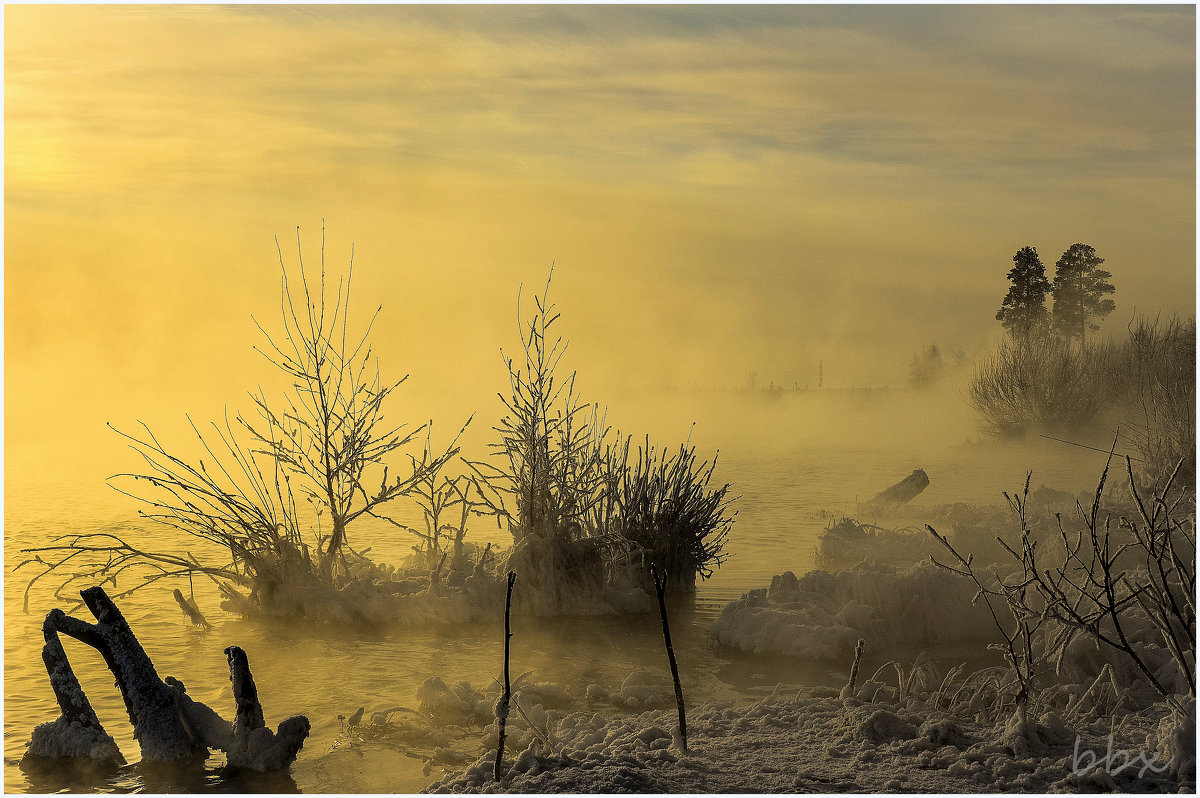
<box><xmin>996</xmin><ymin>246</ymin><xmax>1052</xmax><ymax>341</ymax></box>
<box><xmin>1051</xmin><ymin>243</ymin><xmax>1115</xmax><ymax>346</ymax></box>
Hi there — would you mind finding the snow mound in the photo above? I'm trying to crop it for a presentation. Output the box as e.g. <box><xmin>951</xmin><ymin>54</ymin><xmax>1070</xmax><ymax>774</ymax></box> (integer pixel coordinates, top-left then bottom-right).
<box><xmin>711</xmin><ymin>560</ymin><xmax>993</xmax><ymax>660</ymax></box>
<box><xmin>613</xmin><ymin>671</ymin><xmax>675</xmax><ymax>709</ymax></box>
<box><xmin>417</xmin><ymin>677</ymin><xmax>492</xmax><ymax>722</ymax></box>
<box><xmin>816</xmin><ymin>518</ymin><xmax>932</xmax><ymax>568</ymax></box>
<box><xmin>578</xmin><ymin>670</ymin><xmax>676</xmax><ymax>710</ymax></box>
<box><xmin>1144</xmin><ymin>698</ymin><xmax>1196</xmax><ymax>783</ymax></box>
<box><xmin>854</xmin><ymin>708</ymin><xmax>917</xmax><ymax>744</ymax></box>
<box><xmin>918</xmin><ymin>717</ymin><xmax>972</xmax><ymax>748</ymax></box>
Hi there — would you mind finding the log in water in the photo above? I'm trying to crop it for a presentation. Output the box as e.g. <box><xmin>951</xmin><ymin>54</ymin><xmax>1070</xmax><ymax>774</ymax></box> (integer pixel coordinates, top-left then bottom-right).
<box><xmin>861</xmin><ymin>468</ymin><xmax>930</xmax><ymax>512</ymax></box>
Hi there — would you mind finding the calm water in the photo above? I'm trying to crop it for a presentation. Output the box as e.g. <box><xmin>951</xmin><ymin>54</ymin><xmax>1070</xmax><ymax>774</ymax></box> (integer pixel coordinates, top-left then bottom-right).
<box><xmin>4</xmin><ymin>439</ymin><xmax>1100</xmax><ymax>792</ymax></box>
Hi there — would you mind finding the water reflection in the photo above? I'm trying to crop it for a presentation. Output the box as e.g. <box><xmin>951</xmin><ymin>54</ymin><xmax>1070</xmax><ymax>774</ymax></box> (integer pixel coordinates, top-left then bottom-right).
<box><xmin>18</xmin><ymin>754</ymin><xmax>301</xmax><ymax>794</ymax></box>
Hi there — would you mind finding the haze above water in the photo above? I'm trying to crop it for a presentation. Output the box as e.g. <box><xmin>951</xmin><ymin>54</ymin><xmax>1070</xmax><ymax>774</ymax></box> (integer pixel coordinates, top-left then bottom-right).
<box><xmin>6</xmin><ymin>5</ymin><xmax>1194</xmax><ymax>492</ymax></box>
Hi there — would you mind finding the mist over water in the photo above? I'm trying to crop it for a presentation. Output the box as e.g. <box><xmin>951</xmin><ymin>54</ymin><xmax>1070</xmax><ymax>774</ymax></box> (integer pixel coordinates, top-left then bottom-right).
<box><xmin>4</xmin><ymin>385</ymin><xmax>1105</xmax><ymax>792</ymax></box>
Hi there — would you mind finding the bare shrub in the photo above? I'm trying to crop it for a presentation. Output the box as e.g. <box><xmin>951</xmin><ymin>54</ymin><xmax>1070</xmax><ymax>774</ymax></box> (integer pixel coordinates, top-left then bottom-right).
<box><xmin>470</xmin><ymin>272</ymin><xmax>733</xmax><ymax>605</ymax></box>
<box><xmin>1115</xmin><ymin>314</ymin><xmax>1196</xmax><ymax>490</ymax></box>
<box><xmin>19</xmin><ymin>228</ymin><xmax>463</xmax><ymax>620</ymax></box>
<box><xmin>967</xmin><ymin>331</ymin><xmax>1114</xmax><ymax>437</ymax></box>
<box><xmin>929</xmin><ymin>455</ymin><xmax>1195</xmax><ymax>723</ymax></box>
<box><xmin>970</xmin><ymin>315</ymin><xmax>1195</xmax><ymax>487</ymax></box>
<box><xmin>608</xmin><ymin>435</ymin><xmax>735</xmax><ymax>592</ymax></box>
<box><xmin>469</xmin><ymin>272</ymin><xmax>610</xmax><ymax>544</ymax></box>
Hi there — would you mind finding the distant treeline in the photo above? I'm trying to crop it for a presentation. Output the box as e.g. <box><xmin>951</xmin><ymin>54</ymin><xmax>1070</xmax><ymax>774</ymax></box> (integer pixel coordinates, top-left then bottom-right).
<box><xmin>729</xmin><ymin>377</ymin><xmax>890</xmax><ymax>397</ymax></box>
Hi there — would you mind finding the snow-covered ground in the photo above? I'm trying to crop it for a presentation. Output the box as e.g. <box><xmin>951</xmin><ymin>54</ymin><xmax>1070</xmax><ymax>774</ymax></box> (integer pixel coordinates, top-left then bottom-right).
<box><xmin>428</xmin><ymin>683</ymin><xmax>1193</xmax><ymax>794</ymax></box>
<box><xmin>426</xmin><ymin>551</ymin><xmax>1194</xmax><ymax>794</ymax></box>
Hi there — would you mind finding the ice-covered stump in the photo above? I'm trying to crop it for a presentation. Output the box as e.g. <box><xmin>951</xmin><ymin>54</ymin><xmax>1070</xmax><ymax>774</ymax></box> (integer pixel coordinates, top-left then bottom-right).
<box><xmin>37</xmin><ymin>586</ymin><xmax>205</xmax><ymax>762</ymax></box>
<box><xmin>23</xmin><ymin>586</ymin><xmax>309</xmax><ymax>772</ymax></box>
<box><xmin>21</xmin><ymin>622</ymin><xmax>124</xmax><ymax>769</ymax></box>
<box><xmin>224</xmin><ymin>645</ymin><xmax>311</xmax><ymax>771</ymax></box>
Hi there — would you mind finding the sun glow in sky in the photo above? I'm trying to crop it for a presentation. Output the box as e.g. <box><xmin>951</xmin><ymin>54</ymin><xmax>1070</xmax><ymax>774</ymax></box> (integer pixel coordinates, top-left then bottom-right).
<box><xmin>5</xmin><ymin>4</ymin><xmax>1196</xmax><ymax>489</ymax></box>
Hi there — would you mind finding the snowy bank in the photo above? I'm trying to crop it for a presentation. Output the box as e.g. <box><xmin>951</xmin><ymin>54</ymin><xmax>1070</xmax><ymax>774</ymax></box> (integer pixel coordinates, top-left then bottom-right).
<box><xmin>710</xmin><ymin>561</ymin><xmax>994</xmax><ymax>661</ymax></box>
<box><xmin>428</xmin><ymin>686</ymin><xmax>1192</xmax><ymax>793</ymax></box>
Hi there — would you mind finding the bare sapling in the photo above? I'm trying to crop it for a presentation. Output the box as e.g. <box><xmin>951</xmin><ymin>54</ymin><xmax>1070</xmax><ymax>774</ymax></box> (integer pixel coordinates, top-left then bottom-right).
<box><xmin>468</xmin><ymin>269</ymin><xmax>609</xmax><ymax>542</ymax></box>
<box><xmin>466</xmin><ymin>270</ymin><xmax>735</xmax><ymax>610</ymax></box>
<box><xmin>495</xmin><ymin>570</ymin><xmax>517</xmax><ymax>780</ymax></box>
<box><xmin>239</xmin><ymin>227</ymin><xmax>464</xmax><ymax>583</ymax></box>
<box><xmin>467</xmin><ymin>272</ymin><xmax>617</xmax><ymax>610</ymax></box>
<box><xmin>376</xmin><ymin>426</ymin><xmax>487</xmax><ymax>570</ymax></box>
<box><xmin>650</xmin><ymin>563</ymin><xmax>687</xmax><ymax>751</ymax></box>
<box><xmin>927</xmin><ymin>473</ymin><xmax>1057</xmax><ymax>738</ymax></box>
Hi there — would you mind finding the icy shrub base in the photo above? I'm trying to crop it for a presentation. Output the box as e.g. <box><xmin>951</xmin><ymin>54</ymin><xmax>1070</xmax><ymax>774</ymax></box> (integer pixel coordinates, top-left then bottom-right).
<box><xmin>816</xmin><ymin>518</ymin><xmax>933</xmax><ymax>569</ymax></box>
<box><xmin>218</xmin><ymin>554</ymin><xmax>512</xmax><ymax>626</ymax></box>
<box><xmin>503</xmin><ymin>534</ymin><xmax>656</xmax><ymax>616</ymax></box>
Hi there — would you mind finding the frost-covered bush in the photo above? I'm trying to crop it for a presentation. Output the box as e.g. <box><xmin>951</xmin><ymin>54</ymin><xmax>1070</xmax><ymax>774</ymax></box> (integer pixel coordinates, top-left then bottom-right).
<box><xmin>968</xmin><ymin>331</ymin><xmax>1114</xmax><ymax>436</ymax></box>
<box><xmin>606</xmin><ymin>437</ymin><xmax>734</xmax><ymax>594</ymax></box>
<box><xmin>970</xmin><ymin>314</ymin><xmax>1196</xmax><ymax>484</ymax></box>
<box><xmin>928</xmin><ymin>459</ymin><xmax>1195</xmax><ymax>759</ymax></box>
<box><xmin>470</xmin><ymin>273</ymin><xmax>733</xmax><ymax>612</ymax></box>
<box><xmin>1114</xmin><ymin>314</ymin><xmax>1196</xmax><ymax>489</ymax></box>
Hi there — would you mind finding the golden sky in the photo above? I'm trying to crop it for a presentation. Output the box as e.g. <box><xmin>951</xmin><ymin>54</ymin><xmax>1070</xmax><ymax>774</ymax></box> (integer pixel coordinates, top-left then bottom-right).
<box><xmin>5</xmin><ymin>4</ymin><xmax>1196</xmax><ymax>487</ymax></box>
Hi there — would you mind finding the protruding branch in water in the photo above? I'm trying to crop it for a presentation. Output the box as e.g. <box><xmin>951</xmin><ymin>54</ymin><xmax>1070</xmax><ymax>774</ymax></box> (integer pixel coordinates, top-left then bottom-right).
<box><xmin>173</xmin><ymin>589</ymin><xmax>211</xmax><ymax>629</ymax></box>
<box><xmin>23</xmin><ymin>618</ymin><xmax>124</xmax><ymax>768</ymax></box>
<box><xmin>845</xmin><ymin>639</ymin><xmax>866</xmax><ymax>698</ymax></box>
<box><xmin>223</xmin><ymin>645</ymin><xmax>309</xmax><ymax>771</ymax></box>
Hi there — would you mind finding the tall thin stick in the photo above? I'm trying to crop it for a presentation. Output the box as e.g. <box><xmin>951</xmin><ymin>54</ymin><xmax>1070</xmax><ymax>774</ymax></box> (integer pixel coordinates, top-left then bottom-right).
<box><xmin>495</xmin><ymin>571</ymin><xmax>517</xmax><ymax>780</ymax></box>
<box><xmin>650</xmin><ymin>563</ymin><xmax>687</xmax><ymax>751</ymax></box>
<box><xmin>847</xmin><ymin>638</ymin><xmax>865</xmax><ymax>693</ymax></box>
